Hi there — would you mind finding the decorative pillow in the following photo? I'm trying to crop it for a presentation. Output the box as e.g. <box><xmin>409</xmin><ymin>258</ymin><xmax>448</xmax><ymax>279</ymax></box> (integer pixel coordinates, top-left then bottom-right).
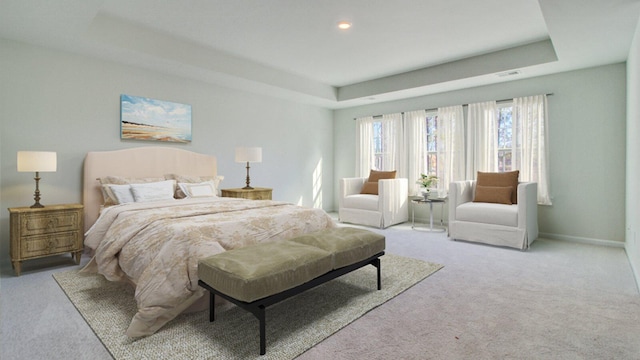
<box><xmin>130</xmin><ymin>180</ymin><xmax>176</xmax><ymax>203</ymax></box>
<box><xmin>165</xmin><ymin>174</ymin><xmax>224</xmax><ymax>198</ymax></box>
<box><xmin>164</xmin><ymin>174</ymin><xmax>215</xmax><ymax>183</ymax></box>
<box><xmin>107</xmin><ymin>184</ymin><xmax>135</xmax><ymax>204</ymax></box>
<box><xmin>476</xmin><ymin>170</ymin><xmax>519</xmax><ymax>204</ymax></box>
<box><xmin>215</xmin><ymin>175</ymin><xmax>224</xmax><ymax>191</ymax></box>
<box><xmin>99</xmin><ymin>176</ymin><xmax>165</xmax><ymax>206</ymax></box>
<box><xmin>473</xmin><ymin>185</ymin><xmax>513</xmax><ymax>205</ymax></box>
<box><xmin>178</xmin><ymin>181</ymin><xmax>217</xmax><ymax>198</ymax></box>
<box><xmin>101</xmin><ymin>184</ymin><xmax>118</xmax><ymax>206</ymax></box>
<box><xmin>99</xmin><ymin>175</ymin><xmax>165</xmax><ymax>185</ymax></box>
<box><xmin>360</xmin><ymin>182</ymin><xmax>379</xmax><ymax>195</ymax></box>
<box><xmin>360</xmin><ymin>170</ymin><xmax>396</xmax><ymax>195</ymax></box>
<box><xmin>367</xmin><ymin>170</ymin><xmax>397</xmax><ymax>182</ymax></box>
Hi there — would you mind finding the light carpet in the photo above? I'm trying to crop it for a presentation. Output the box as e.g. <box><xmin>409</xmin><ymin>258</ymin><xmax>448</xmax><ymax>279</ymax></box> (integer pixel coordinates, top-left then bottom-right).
<box><xmin>53</xmin><ymin>253</ymin><xmax>442</xmax><ymax>360</ymax></box>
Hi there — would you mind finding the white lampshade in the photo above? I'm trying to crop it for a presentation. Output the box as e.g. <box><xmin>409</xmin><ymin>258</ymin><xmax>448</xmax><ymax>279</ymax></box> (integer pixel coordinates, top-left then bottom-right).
<box><xmin>235</xmin><ymin>147</ymin><xmax>262</xmax><ymax>163</ymax></box>
<box><xmin>17</xmin><ymin>151</ymin><xmax>57</xmax><ymax>172</ymax></box>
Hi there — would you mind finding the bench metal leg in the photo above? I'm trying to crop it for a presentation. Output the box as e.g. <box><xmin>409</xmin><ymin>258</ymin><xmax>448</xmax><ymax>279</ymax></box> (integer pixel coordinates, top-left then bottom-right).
<box><xmin>244</xmin><ymin>304</ymin><xmax>267</xmax><ymax>355</ymax></box>
<box><xmin>209</xmin><ymin>292</ymin><xmax>215</xmax><ymax>322</ymax></box>
<box><xmin>374</xmin><ymin>258</ymin><xmax>381</xmax><ymax>290</ymax></box>
<box><xmin>258</xmin><ymin>306</ymin><xmax>266</xmax><ymax>355</ymax></box>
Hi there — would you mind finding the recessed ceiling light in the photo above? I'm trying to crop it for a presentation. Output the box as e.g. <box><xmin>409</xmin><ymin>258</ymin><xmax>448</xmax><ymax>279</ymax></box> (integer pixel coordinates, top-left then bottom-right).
<box><xmin>337</xmin><ymin>21</ymin><xmax>352</xmax><ymax>30</ymax></box>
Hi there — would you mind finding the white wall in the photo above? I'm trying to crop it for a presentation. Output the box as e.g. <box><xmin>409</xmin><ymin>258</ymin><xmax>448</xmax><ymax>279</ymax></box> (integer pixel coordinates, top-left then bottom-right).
<box><xmin>626</xmin><ymin>20</ymin><xmax>640</xmax><ymax>288</ymax></box>
<box><xmin>334</xmin><ymin>64</ymin><xmax>627</xmax><ymax>245</ymax></box>
<box><xmin>0</xmin><ymin>39</ymin><xmax>334</xmax><ymax>270</ymax></box>
<box><xmin>1</xmin><ymin>37</ymin><xmax>633</xmax><ymax>276</ymax></box>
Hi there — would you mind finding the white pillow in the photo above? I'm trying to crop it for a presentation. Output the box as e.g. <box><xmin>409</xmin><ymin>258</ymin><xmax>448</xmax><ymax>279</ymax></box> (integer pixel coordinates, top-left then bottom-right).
<box><xmin>130</xmin><ymin>180</ymin><xmax>176</xmax><ymax>202</ymax></box>
<box><xmin>178</xmin><ymin>181</ymin><xmax>217</xmax><ymax>198</ymax></box>
<box><xmin>99</xmin><ymin>176</ymin><xmax>165</xmax><ymax>206</ymax></box>
<box><xmin>214</xmin><ymin>175</ymin><xmax>224</xmax><ymax>190</ymax></box>
<box><xmin>108</xmin><ymin>184</ymin><xmax>135</xmax><ymax>204</ymax></box>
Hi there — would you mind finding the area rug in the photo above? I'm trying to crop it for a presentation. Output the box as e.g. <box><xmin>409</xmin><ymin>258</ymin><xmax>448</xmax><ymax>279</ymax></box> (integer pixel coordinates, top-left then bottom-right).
<box><xmin>53</xmin><ymin>253</ymin><xmax>442</xmax><ymax>360</ymax></box>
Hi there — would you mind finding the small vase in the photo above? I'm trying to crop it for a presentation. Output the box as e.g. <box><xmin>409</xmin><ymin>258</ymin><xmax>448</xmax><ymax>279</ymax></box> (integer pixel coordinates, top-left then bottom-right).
<box><xmin>422</xmin><ymin>191</ymin><xmax>430</xmax><ymax>200</ymax></box>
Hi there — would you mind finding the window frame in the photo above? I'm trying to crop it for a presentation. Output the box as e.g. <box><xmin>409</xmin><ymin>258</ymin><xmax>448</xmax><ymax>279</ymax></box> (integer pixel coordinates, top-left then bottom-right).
<box><xmin>497</xmin><ymin>102</ymin><xmax>514</xmax><ymax>172</ymax></box>
<box><xmin>372</xmin><ymin>121</ymin><xmax>383</xmax><ymax>170</ymax></box>
<box><xmin>425</xmin><ymin>111</ymin><xmax>438</xmax><ymax>176</ymax></box>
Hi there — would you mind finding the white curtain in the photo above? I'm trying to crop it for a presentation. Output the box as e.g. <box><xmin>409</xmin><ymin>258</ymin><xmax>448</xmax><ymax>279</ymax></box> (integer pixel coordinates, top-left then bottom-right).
<box><xmin>436</xmin><ymin>105</ymin><xmax>465</xmax><ymax>197</ymax></box>
<box><xmin>355</xmin><ymin>113</ymin><xmax>404</xmax><ymax>178</ymax></box>
<box><xmin>405</xmin><ymin>110</ymin><xmax>427</xmax><ymax>196</ymax></box>
<box><xmin>467</xmin><ymin>101</ymin><xmax>498</xmax><ymax>177</ymax></box>
<box><xmin>513</xmin><ymin>95</ymin><xmax>552</xmax><ymax>205</ymax></box>
<box><xmin>381</xmin><ymin>113</ymin><xmax>405</xmax><ymax>178</ymax></box>
<box><xmin>355</xmin><ymin>116</ymin><xmax>374</xmax><ymax>177</ymax></box>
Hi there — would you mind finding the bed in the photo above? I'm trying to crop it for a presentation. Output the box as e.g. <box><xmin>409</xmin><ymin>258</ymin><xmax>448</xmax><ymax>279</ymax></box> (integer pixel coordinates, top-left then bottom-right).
<box><xmin>80</xmin><ymin>147</ymin><xmax>335</xmax><ymax>337</ymax></box>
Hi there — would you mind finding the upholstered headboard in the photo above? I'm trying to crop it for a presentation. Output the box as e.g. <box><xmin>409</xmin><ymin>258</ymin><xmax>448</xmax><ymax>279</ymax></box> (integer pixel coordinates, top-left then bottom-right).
<box><xmin>83</xmin><ymin>147</ymin><xmax>217</xmax><ymax>233</ymax></box>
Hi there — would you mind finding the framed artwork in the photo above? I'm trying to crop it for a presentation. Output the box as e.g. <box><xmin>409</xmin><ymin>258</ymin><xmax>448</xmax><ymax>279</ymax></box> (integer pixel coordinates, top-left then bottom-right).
<box><xmin>120</xmin><ymin>94</ymin><xmax>192</xmax><ymax>143</ymax></box>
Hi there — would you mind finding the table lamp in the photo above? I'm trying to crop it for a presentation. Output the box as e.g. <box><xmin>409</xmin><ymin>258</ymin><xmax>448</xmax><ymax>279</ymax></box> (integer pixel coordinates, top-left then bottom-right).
<box><xmin>235</xmin><ymin>147</ymin><xmax>262</xmax><ymax>189</ymax></box>
<box><xmin>17</xmin><ymin>151</ymin><xmax>57</xmax><ymax>208</ymax></box>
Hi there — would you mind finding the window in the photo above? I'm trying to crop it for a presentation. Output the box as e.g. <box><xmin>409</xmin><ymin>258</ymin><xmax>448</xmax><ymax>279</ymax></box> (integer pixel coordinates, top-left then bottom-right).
<box><xmin>497</xmin><ymin>103</ymin><xmax>513</xmax><ymax>172</ymax></box>
<box><xmin>405</xmin><ymin>106</ymin><xmax>464</xmax><ymax>196</ymax></box>
<box><xmin>356</xmin><ymin>113</ymin><xmax>402</xmax><ymax>177</ymax></box>
<box><xmin>425</xmin><ymin>112</ymin><xmax>438</xmax><ymax>176</ymax></box>
<box><xmin>371</xmin><ymin>118</ymin><xmax>399</xmax><ymax>171</ymax></box>
<box><xmin>372</xmin><ymin>121</ymin><xmax>383</xmax><ymax>170</ymax></box>
<box><xmin>357</xmin><ymin>95</ymin><xmax>548</xmax><ymax>203</ymax></box>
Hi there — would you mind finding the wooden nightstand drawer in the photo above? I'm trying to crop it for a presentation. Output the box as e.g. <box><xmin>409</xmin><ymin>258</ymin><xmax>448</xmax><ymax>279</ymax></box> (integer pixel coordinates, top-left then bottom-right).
<box><xmin>248</xmin><ymin>190</ymin><xmax>271</xmax><ymax>200</ymax></box>
<box><xmin>21</xmin><ymin>231</ymin><xmax>80</xmax><ymax>258</ymax></box>
<box><xmin>221</xmin><ymin>187</ymin><xmax>273</xmax><ymax>200</ymax></box>
<box><xmin>20</xmin><ymin>211</ymin><xmax>80</xmax><ymax>236</ymax></box>
<box><xmin>8</xmin><ymin>204</ymin><xmax>84</xmax><ymax>276</ymax></box>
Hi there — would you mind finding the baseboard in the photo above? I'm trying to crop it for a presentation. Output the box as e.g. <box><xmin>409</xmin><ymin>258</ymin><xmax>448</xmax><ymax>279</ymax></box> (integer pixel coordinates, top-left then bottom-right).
<box><xmin>624</xmin><ymin>243</ymin><xmax>640</xmax><ymax>293</ymax></box>
<box><xmin>539</xmin><ymin>232</ymin><xmax>625</xmax><ymax>248</ymax></box>
<box><xmin>629</xmin><ymin>258</ymin><xmax>640</xmax><ymax>293</ymax></box>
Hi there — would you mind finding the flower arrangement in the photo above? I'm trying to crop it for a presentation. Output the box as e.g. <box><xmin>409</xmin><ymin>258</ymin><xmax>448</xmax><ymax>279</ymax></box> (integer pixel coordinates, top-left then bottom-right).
<box><xmin>417</xmin><ymin>174</ymin><xmax>438</xmax><ymax>191</ymax></box>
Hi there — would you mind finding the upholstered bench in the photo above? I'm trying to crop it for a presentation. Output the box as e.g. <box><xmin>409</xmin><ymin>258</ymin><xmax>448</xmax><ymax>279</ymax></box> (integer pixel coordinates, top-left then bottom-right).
<box><xmin>197</xmin><ymin>227</ymin><xmax>385</xmax><ymax>355</ymax></box>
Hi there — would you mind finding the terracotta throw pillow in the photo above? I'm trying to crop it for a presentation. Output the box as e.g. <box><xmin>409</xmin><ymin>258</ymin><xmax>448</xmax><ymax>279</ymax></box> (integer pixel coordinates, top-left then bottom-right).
<box><xmin>476</xmin><ymin>170</ymin><xmax>519</xmax><ymax>204</ymax></box>
<box><xmin>360</xmin><ymin>182</ymin><xmax>379</xmax><ymax>195</ymax></box>
<box><xmin>367</xmin><ymin>170</ymin><xmax>397</xmax><ymax>182</ymax></box>
<box><xmin>473</xmin><ymin>185</ymin><xmax>513</xmax><ymax>205</ymax></box>
<box><xmin>359</xmin><ymin>170</ymin><xmax>397</xmax><ymax>195</ymax></box>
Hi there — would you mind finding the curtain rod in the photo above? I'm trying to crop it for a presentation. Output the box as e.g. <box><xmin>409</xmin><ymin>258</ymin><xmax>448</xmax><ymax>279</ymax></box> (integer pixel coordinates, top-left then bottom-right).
<box><xmin>356</xmin><ymin>93</ymin><xmax>554</xmax><ymax>120</ymax></box>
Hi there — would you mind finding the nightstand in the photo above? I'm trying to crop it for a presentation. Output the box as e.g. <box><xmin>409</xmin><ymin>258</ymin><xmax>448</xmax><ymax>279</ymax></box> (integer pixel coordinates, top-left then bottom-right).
<box><xmin>8</xmin><ymin>204</ymin><xmax>84</xmax><ymax>276</ymax></box>
<box><xmin>221</xmin><ymin>187</ymin><xmax>272</xmax><ymax>200</ymax></box>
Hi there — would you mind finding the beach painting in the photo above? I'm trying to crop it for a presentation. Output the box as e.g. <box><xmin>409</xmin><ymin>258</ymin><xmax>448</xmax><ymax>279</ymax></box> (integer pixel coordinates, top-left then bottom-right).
<box><xmin>120</xmin><ymin>94</ymin><xmax>192</xmax><ymax>143</ymax></box>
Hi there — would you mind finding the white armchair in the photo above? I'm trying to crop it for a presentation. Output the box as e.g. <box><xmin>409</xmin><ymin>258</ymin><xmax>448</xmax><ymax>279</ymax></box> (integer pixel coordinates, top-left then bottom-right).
<box><xmin>448</xmin><ymin>180</ymin><xmax>539</xmax><ymax>250</ymax></box>
<box><xmin>339</xmin><ymin>177</ymin><xmax>409</xmax><ymax>229</ymax></box>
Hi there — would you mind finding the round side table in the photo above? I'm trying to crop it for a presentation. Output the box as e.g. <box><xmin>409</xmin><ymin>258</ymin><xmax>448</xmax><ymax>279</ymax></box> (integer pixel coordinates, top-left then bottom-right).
<box><xmin>411</xmin><ymin>198</ymin><xmax>446</xmax><ymax>232</ymax></box>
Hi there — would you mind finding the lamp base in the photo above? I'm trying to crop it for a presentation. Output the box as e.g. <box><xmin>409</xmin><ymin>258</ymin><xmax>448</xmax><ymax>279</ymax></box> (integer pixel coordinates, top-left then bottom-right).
<box><xmin>31</xmin><ymin>172</ymin><xmax>44</xmax><ymax>208</ymax></box>
<box><xmin>243</xmin><ymin>162</ymin><xmax>255</xmax><ymax>190</ymax></box>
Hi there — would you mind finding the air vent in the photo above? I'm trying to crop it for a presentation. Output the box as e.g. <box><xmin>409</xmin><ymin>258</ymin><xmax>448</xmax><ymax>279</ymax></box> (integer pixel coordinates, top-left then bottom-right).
<box><xmin>497</xmin><ymin>70</ymin><xmax>521</xmax><ymax>77</ymax></box>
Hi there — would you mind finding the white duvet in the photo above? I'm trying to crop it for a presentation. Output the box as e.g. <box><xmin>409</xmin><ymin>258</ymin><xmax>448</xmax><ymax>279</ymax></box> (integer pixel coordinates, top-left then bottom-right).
<box><xmin>82</xmin><ymin>197</ymin><xmax>335</xmax><ymax>337</ymax></box>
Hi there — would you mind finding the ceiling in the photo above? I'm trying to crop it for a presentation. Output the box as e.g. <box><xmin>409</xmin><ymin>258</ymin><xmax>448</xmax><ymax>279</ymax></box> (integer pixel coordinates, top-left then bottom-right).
<box><xmin>1</xmin><ymin>0</ymin><xmax>639</xmax><ymax>109</ymax></box>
